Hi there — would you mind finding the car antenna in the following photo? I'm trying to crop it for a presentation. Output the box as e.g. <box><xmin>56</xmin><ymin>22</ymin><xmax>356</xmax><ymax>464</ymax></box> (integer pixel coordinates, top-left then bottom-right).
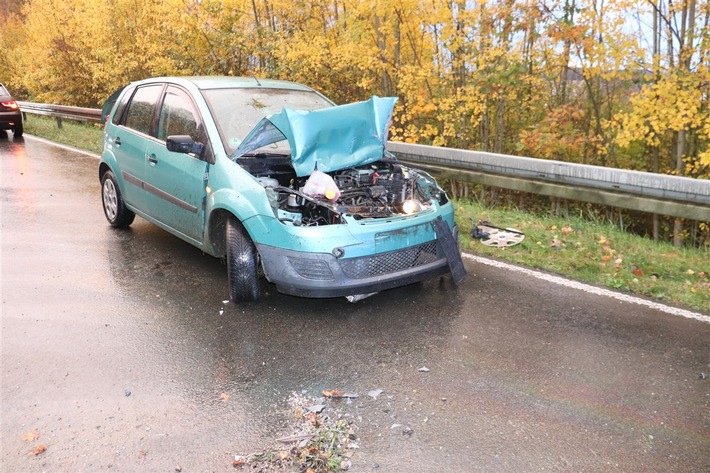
<box><xmin>253</xmin><ymin>76</ymin><xmax>262</xmax><ymax>86</ymax></box>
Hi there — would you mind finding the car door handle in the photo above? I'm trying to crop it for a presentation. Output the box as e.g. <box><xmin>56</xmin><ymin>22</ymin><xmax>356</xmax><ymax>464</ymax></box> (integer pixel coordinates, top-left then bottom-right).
<box><xmin>114</xmin><ymin>137</ymin><xmax>121</xmax><ymax>146</ymax></box>
<box><xmin>147</xmin><ymin>154</ymin><xmax>158</xmax><ymax>165</ymax></box>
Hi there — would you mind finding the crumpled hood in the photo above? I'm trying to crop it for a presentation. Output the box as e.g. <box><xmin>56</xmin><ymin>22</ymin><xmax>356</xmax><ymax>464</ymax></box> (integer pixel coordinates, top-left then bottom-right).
<box><xmin>232</xmin><ymin>96</ymin><xmax>398</xmax><ymax>177</ymax></box>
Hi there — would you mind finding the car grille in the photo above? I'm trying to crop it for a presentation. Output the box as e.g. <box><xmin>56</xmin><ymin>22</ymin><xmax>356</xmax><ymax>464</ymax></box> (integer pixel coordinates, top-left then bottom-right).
<box><xmin>340</xmin><ymin>240</ymin><xmax>443</xmax><ymax>279</ymax></box>
<box><xmin>288</xmin><ymin>257</ymin><xmax>334</xmax><ymax>280</ymax></box>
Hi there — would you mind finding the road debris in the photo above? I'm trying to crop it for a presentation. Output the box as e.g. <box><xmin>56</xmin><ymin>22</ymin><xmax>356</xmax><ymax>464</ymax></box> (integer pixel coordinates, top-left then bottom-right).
<box><xmin>471</xmin><ymin>220</ymin><xmax>525</xmax><ymax>247</ymax></box>
<box><xmin>322</xmin><ymin>389</ymin><xmax>358</xmax><ymax>399</ymax></box>
<box><xmin>30</xmin><ymin>444</ymin><xmax>47</xmax><ymax>456</ymax></box>
<box><xmin>418</xmin><ymin>366</ymin><xmax>430</xmax><ymax>372</ymax></box>
<box><xmin>306</xmin><ymin>404</ymin><xmax>326</xmax><ymax>413</ymax></box>
<box><xmin>21</xmin><ymin>429</ymin><xmax>40</xmax><ymax>442</ymax></box>
<box><xmin>232</xmin><ymin>392</ymin><xmax>358</xmax><ymax>472</ymax></box>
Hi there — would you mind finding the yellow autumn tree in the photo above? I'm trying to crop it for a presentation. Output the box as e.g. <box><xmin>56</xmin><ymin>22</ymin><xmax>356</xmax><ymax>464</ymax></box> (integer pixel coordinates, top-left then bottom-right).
<box><xmin>18</xmin><ymin>0</ymin><xmax>187</xmax><ymax>106</ymax></box>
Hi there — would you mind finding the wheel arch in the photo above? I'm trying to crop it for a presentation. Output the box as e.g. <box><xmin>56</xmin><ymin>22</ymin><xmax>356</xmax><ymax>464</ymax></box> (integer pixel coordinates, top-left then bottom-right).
<box><xmin>207</xmin><ymin>208</ymin><xmax>232</xmax><ymax>258</ymax></box>
<box><xmin>204</xmin><ymin>188</ymin><xmax>274</xmax><ymax>257</ymax></box>
<box><xmin>207</xmin><ymin>207</ymin><xmax>273</xmax><ymax>259</ymax></box>
<box><xmin>98</xmin><ymin>161</ymin><xmax>112</xmax><ymax>182</ymax></box>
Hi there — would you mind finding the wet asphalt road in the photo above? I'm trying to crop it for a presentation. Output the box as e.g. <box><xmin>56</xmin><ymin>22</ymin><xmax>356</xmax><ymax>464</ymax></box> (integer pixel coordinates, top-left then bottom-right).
<box><xmin>1</xmin><ymin>133</ymin><xmax>709</xmax><ymax>472</ymax></box>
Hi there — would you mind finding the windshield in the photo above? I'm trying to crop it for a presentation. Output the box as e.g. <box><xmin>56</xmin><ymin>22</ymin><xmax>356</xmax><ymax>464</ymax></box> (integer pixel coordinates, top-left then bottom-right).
<box><xmin>202</xmin><ymin>88</ymin><xmax>333</xmax><ymax>155</ymax></box>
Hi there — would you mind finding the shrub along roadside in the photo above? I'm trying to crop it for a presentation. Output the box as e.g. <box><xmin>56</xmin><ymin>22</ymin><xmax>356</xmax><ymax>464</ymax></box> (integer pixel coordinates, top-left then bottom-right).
<box><xmin>23</xmin><ymin>115</ymin><xmax>710</xmax><ymax>313</ymax></box>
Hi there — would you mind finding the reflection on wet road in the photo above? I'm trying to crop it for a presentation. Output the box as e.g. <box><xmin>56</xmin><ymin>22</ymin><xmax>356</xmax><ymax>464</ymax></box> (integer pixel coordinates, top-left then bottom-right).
<box><xmin>2</xmin><ymin>134</ymin><xmax>709</xmax><ymax>472</ymax></box>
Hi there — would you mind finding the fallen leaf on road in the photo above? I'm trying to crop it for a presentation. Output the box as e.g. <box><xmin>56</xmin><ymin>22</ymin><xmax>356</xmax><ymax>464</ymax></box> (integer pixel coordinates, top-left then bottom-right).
<box><xmin>220</xmin><ymin>392</ymin><xmax>230</xmax><ymax>402</ymax></box>
<box><xmin>31</xmin><ymin>444</ymin><xmax>47</xmax><ymax>455</ymax></box>
<box><xmin>322</xmin><ymin>389</ymin><xmax>358</xmax><ymax>398</ymax></box>
<box><xmin>21</xmin><ymin>429</ymin><xmax>40</xmax><ymax>442</ymax></box>
<box><xmin>306</xmin><ymin>412</ymin><xmax>320</xmax><ymax>426</ymax></box>
<box><xmin>277</xmin><ymin>450</ymin><xmax>290</xmax><ymax>460</ymax></box>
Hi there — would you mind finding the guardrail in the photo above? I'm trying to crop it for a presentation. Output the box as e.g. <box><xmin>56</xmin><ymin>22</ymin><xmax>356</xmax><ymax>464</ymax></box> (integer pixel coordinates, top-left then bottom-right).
<box><xmin>19</xmin><ymin>101</ymin><xmax>103</xmax><ymax>127</ymax></box>
<box><xmin>18</xmin><ymin>101</ymin><xmax>710</xmax><ymax>222</ymax></box>
<box><xmin>389</xmin><ymin>142</ymin><xmax>710</xmax><ymax>222</ymax></box>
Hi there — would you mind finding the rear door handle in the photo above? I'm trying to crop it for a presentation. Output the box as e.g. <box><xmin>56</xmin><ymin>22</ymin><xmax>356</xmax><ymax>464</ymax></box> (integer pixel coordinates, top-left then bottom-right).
<box><xmin>114</xmin><ymin>137</ymin><xmax>121</xmax><ymax>146</ymax></box>
<box><xmin>147</xmin><ymin>154</ymin><xmax>158</xmax><ymax>165</ymax></box>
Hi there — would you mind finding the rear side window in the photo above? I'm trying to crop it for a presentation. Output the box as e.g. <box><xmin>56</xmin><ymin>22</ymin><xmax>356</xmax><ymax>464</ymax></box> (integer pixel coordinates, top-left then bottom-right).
<box><xmin>123</xmin><ymin>85</ymin><xmax>163</xmax><ymax>135</ymax></box>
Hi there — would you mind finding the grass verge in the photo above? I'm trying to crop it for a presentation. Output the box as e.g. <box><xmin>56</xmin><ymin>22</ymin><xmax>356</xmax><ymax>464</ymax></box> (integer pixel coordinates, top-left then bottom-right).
<box><xmin>456</xmin><ymin>203</ymin><xmax>708</xmax><ymax>313</ymax></box>
<box><xmin>23</xmin><ymin>114</ymin><xmax>104</xmax><ymax>154</ymax></box>
<box><xmin>23</xmin><ymin>114</ymin><xmax>710</xmax><ymax>313</ymax></box>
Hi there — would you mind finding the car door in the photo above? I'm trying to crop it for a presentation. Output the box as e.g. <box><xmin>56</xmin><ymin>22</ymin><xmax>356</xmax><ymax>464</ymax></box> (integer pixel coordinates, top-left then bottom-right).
<box><xmin>143</xmin><ymin>86</ymin><xmax>209</xmax><ymax>243</ymax></box>
<box><xmin>111</xmin><ymin>84</ymin><xmax>164</xmax><ymax>209</ymax></box>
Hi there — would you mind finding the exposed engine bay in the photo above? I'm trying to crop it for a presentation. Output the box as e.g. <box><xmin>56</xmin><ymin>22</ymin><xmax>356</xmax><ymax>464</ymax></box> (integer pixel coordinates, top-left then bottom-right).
<box><xmin>236</xmin><ymin>154</ymin><xmax>448</xmax><ymax>226</ymax></box>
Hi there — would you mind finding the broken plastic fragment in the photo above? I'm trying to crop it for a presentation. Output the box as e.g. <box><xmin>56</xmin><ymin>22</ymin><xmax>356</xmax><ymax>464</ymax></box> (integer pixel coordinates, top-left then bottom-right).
<box><xmin>367</xmin><ymin>389</ymin><xmax>383</xmax><ymax>399</ymax></box>
<box><xmin>346</xmin><ymin>292</ymin><xmax>378</xmax><ymax>303</ymax></box>
<box><xmin>306</xmin><ymin>404</ymin><xmax>326</xmax><ymax>413</ymax></box>
<box><xmin>418</xmin><ymin>367</ymin><xmax>430</xmax><ymax>372</ymax></box>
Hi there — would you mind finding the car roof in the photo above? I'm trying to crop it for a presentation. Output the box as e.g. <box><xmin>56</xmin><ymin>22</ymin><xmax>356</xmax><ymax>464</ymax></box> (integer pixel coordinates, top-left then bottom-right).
<box><xmin>130</xmin><ymin>76</ymin><xmax>316</xmax><ymax>92</ymax></box>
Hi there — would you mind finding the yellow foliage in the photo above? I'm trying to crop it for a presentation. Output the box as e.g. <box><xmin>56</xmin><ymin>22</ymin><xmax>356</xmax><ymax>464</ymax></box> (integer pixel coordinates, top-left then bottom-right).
<box><xmin>1</xmin><ymin>0</ymin><xmax>707</xmax><ymax>175</ymax></box>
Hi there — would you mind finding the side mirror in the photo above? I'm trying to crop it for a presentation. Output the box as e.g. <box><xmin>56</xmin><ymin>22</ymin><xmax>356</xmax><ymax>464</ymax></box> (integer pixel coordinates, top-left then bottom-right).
<box><xmin>166</xmin><ymin>135</ymin><xmax>204</xmax><ymax>155</ymax></box>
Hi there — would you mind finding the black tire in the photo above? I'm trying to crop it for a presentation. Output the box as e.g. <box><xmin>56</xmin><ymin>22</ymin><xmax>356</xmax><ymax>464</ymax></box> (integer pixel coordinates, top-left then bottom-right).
<box><xmin>101</xmin><ymin>170</ymin><xmax>135</xmax><ymax>227</ymax></box>
<box><xmin>13</xmin><ymin>122</ymin><xmax>23</xmax><ymax>137</ymax></box>
<box><xmin>226</xmin><ymin>217</ymin><xmax>260</xmax><ymax>302</ymax></box>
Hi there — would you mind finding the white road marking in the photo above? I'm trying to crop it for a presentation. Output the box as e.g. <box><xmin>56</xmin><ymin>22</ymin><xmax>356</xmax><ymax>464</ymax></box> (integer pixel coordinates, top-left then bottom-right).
<box><xmin>463</xmin><ymin>253</ymin><xmax>710</xmax><ymax>324</ymax></box>
<box><xmin>26</xmin><ymin>134</ymin><xmax>100</xmax><ymax>159</ymax></box>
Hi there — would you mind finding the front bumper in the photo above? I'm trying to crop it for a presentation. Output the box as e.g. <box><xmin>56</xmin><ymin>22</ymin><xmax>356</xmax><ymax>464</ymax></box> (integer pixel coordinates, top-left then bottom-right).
<box><xmin>257</xmin><ymin>237</ymin><xmax>452</xmax><ymax>298</ymax></box>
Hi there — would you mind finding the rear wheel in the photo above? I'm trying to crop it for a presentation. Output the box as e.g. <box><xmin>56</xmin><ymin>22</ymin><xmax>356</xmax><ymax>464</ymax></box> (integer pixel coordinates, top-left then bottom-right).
<box><xmin>13</xmin><ymin>122</ymin><xmax>23</xmax><ymax>137</ymax></box>
<box><xmin>226</xmin><ymin>216</ymin><xmax>260</xmax><ymax>302</ymax></box>
<box><xmin>101</xmin><ymin>170</ymin><xmax>135</xmax><ymax>227</ymax></box>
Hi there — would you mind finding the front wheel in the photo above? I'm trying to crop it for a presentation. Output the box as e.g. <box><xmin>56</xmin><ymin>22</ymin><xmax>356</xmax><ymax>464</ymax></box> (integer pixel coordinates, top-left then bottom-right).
<box><xmin>226</xmin><ymin>217</ymin><xmax>260</xmax><ymax>302</ymax></box>
<box><xmin>101</xmin><ymin>170</ymin><xmax>135</xmax><ymax>227</ymax></box>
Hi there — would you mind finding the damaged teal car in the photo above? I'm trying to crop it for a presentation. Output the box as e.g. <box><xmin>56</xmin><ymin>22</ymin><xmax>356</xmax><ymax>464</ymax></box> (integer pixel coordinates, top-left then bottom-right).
<box><xmin>100</xmin><ymin>77</ymin><xmax>465</xmax><ymax>302</ymax></box>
